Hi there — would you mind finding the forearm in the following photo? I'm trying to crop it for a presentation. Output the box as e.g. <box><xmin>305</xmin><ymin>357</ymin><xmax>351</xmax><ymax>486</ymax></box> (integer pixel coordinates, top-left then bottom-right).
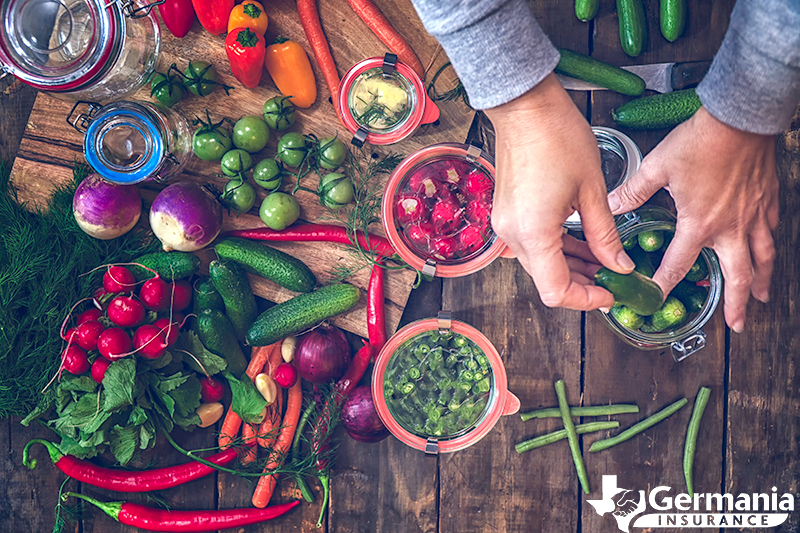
<box><xmin>410</xmin><ymin>0</ymin><xmax>560</xmax><ymax>110</ymax></box>
<box><xmin>697</xmin><ymin>0</ymin><xmax>800</xmax><ymax>135</ymax></box>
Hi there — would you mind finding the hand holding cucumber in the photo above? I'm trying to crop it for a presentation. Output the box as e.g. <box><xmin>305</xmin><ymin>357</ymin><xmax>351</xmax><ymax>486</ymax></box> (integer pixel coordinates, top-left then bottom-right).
<box><xmin>484</xmin><ymin>74</ymin><xmax>636</xmax><ymax>311</ymax></box>
<box><xmin>607</xmin><ymin>108</ymin><xmax>779</xmax><ymax>333</ymax></box>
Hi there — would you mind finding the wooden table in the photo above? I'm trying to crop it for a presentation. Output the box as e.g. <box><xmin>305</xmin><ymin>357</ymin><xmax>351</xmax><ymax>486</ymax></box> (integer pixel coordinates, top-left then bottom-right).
<box><xmin>3</xmin><ymin>1</ymin><xmax>800</xmax><ymax>532</ymax></box>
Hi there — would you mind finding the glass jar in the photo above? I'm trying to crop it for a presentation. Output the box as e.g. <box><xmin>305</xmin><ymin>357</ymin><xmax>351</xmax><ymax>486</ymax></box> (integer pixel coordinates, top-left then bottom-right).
<box><xmin>372</xmin><ymin>312</ymin><xmax>520</xmax><ymax>454</ymax></box>
<box><xmin>0</xmin><ymin>0</ymin><xmax>160</xmax><ymax>103</ymax></box>
<box><xmin>69</xmin><ymin>100</ymin><xmax>191</xmax><ymax>184</ymax></box>
<box><xmin>564</xmin><ymin>127</ymin><xmax>642</xmax><ymax>230</ymax></box>
<box><xmin>337</xmin><ymin>53</ymin><xmax>440</xmax><ymax>146</ymax></box>
<box><xmin>381</xmin><ymin>142</ymin><xmax>510</xmax><ymax>278</ymax></box>
<box><xmin>598</xmin><ymin>206</ymin><xmax>722</xmax><ymax>361</ymax></box>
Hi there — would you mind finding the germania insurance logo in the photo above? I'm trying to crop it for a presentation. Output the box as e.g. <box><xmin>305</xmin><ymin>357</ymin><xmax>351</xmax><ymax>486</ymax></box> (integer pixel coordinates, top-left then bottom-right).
<box><xmin>587</xmin><ymin>475</ymin><xmax>795</xmax><ymax>531</ymax></box>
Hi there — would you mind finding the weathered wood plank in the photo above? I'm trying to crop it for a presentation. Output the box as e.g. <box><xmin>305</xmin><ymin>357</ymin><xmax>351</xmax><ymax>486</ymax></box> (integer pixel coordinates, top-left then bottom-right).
<box><xmin>725</xmin><ymin>110</ymin><xmax>800</xmax><ymax>532</ymax></box>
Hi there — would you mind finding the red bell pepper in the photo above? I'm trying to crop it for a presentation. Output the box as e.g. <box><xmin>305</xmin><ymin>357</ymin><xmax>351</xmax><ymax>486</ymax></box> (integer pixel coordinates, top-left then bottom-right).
<box><xmin>225</xmin><ymin>27</ymin><xmax>266</xmax><ymax>89</ymax></box>
<box><xmin>157</xmin><ymin>0</ymin><xmax>195</xmax><ymax>38</ymax></box>
<box><xmin>190</xmin><ymin>0</ymin><xmax>233</xmax><ymax>35</ymax></box>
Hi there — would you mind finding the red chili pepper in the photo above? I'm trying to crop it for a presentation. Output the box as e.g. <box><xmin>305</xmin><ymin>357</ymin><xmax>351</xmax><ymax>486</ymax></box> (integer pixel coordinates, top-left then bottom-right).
<box><xmin>157</xmin><ymin>0</ymin><xmax>196</xmax><ymax>38</ymax></box>
<box><xmin>367</xmin><ymin>262</ymin><xmax>387</xmax><ymax>354</ymax></box>
<box><xmin>190</xmin><ymin>0</ymin><xmax>233</xmax><ymax>35</ymax></box>
<box><xmin>68</xmin><ymin>492</ymin><xmax>299</xmax><ymax>532</ymax></box>
<box><xmin>335</xmin><ymin>340</ymin><xmax>375</xmax><ymax>398</ymax></box>
<box><xmin>696</xmin><ymin>279</ymin><xmax>711</xmax><ymax>287</ymax></box>
<box><xmin>223</xmin><ymin>223</ymin><xmax>396</xmax><ymax>258</ymax></box>
<box><xmin>225</xmin><ymin>27</ymin><xmax>266</xmax><ymax>89</ymax></box>
<box><xmin>23</xmin><ymin>439</ymin><xmax>238</xmax><ymax>492</ymax></box>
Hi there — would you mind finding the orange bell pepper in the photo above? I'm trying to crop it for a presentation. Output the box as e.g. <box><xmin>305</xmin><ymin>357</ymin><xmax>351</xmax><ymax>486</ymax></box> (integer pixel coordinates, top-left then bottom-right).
<box><xmin>264</xmin><ymin>37</ymin><xmax>317</xmax><ymax>108</ymax></box>
<box><xmin>226</xmin><ymin>27</ymin><xmax>266</xmax><ymax>89</ymax></box>
<box><xmin>227</xmin><ymin>0</ymin><xmax>269</xmax><ymax>36</ymax></box>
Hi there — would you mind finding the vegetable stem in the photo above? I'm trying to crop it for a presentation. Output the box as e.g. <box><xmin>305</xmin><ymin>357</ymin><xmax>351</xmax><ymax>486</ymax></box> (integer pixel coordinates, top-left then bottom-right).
<box><xmin>589</xmin><ymin>397</ymin><xmax>688</xmax><ymax>452</ymax></box>
<box><xmin>516</xmin><ymin>421</ymin><xmax>620</xmax><ymax>453</ymax></box>
<box><xmin>683</xmin><ymin>387</ymin><xmax>711</xmax><ymax>497</ymax></box>
<box><xmin>520</xmin><ymin>404</ymin><xmax>639</xmax><ymax>421</ymax></box>
<box><xmin>554</xmin><ymin>380</ymin><xmax>590</xmax><ymax>494</ymax></box>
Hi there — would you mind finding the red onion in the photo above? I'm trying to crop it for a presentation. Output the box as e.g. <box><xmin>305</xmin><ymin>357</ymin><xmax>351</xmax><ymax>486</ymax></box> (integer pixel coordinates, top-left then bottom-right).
<box><xmin>73</xmin><ymin>174</ymin><xmax>141</xmax><ymax>240</ymax></box>
<box><xmin>295</xmin><ymin>324</ymin><xmax>351</xmax><ymax>384</ymax></box>
<box><xmin>149</xmin><ymin>182</ymin><xmax>222</xmax><ymax>252</ymax></box>
<box><xmin>341</xmin><ymin>385</ymin><xmax>389</xmax><ymax>443</ymax></box>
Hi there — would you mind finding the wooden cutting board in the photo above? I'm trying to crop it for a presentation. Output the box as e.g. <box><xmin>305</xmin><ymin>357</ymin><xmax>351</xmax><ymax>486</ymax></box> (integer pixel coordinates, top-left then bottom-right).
<box><xmin>9</xmin><ymin>0</ymin><xmax>476</xmax><ymax>338</ymax></box>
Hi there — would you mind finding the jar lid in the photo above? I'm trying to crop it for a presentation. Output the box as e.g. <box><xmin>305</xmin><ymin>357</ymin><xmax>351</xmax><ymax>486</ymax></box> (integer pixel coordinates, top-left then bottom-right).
<box><xmin>0</xmin><ymin>0</ymin><xmax>119</xmax><ymax>91</ymax></box>
<box><xmin>83</xmin><ymin>101</ymin><xmax>165</xmax><ymax>184</ymax></box>
<box><xmin>381</xmin><ymin>142</ymin><xmax>507</xmax><ymax>277</ymax></box>
<box><xmin>372</xmin><ymin>315</ymin><xmax>519</xmax><ymax>453</ymax></box>
<box><xmin>337</xmin><ymin>55</ymin><xmax>439</xmax><ymax>146</ymax></box>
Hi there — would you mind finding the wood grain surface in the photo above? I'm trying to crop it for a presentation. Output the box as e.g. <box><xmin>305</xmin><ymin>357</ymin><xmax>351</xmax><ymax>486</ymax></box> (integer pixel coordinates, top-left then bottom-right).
<box><xmin>8</xmin><ymin>0</ymin><xmax>476</xmax><ymax>339</ymax></box>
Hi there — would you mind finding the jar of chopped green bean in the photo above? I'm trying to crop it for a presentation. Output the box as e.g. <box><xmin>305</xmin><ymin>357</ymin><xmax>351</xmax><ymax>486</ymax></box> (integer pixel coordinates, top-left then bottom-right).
<box><xmin>372</xmin><ymin>314</ymin><xmax>520</xmax><ymax>454</ymax></box>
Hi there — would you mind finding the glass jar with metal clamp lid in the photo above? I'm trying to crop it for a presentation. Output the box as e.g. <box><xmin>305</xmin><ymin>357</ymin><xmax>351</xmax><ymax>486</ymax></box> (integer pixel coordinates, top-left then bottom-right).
<box><xmin>68</xmin><ymin>99</ymin><xmax>191</xmax><ymax>184</ymax></box>
<box><xmin>381</xmin><ymin>142</ymin><xmax>513</xmax><ymax>278</ymax></box>
<box><xmin>597</xmin><ymin>206</ymin><xmax>723</xmax><ymax>361</ymax></box>
<box><xmin>372</xmin><ymin>311</ymin><xmax>520</xmax><ymax>454</ymax></box>
<box><xmin>338</xmin><ymin>53</ymin><xmax>440</xmax><ymax>147</ymax></box>
<box><xmin>0</xmin><ymin>0</ymin><xmax>161</xmax><ymax>103</ymax></box>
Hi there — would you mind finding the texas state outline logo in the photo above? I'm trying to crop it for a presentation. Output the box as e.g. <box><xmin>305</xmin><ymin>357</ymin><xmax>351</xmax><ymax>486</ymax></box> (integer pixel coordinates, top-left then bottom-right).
<box><xmin>587</xmin><ymin>475</ymin><xmax>795</xmax><ymax>531</ymax></box>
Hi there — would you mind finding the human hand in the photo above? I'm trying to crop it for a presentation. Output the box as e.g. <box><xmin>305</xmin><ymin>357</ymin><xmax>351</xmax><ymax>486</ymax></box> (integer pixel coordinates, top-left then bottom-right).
<box><xmin>607</xmin><ymin>107</ymin><xmax>780</xmax><ymax>333</ymax></box>
<box><xmin>484</xmin><ymin>73</ymin><xmax>635</xmax><ymax>311</ymax></box>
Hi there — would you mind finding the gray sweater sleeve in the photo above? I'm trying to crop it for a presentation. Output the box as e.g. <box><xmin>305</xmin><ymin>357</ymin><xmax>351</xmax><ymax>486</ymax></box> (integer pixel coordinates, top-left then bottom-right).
<box><xmin>409</xmin><ymin>0</ymin><xmax>560</xmax><ymax>110</ymax></box>
<box><xmin>697</xmin><ymin>0</ymin><xmax>800</xmax><ymax>135</ymax></box>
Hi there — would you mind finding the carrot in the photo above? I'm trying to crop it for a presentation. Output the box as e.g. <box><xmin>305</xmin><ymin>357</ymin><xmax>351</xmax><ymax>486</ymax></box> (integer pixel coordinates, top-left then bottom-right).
<box><xmin>257</xmin><ymin>343</ymin><xmax>286</xmax><ymax>448</ymax></box>
<box><xmin>252</xmin><ymin>378</ymin><xmax>303</xmax><ymax>508</ymax></box>
<box><xmin>296</xmin><ymin>0</ymin><xmax>341</xmax><ymax>113</ymax></box>
<box><xmin>240</xmin><ymin>442</ymin><xmax>258</xmax><ymax>465</ymax></box>
<box><xmin>346</xmin><ymin>0</ymin><xmax>425</xmax><ymax>79</ymax></box>
<box><xmin>219</xmin><ymin>343</ymin><xmax>277</xmax><ymax>450</ymax></box>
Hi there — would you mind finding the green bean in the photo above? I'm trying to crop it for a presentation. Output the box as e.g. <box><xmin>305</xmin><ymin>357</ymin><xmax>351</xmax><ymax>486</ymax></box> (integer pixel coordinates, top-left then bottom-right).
<box><xmin>520</xmin><ymin>404</ymin><xmax>640</xmax><ymax>421</ymax></box>
<box><xmin>407</xmin><ymin>367</ymin><xmax>421</xmax><ymax>380</ymax></box>
<box><xmin>515</xmin><ymin>421</ymin><xmax>620</xmax><ymax>453</ymax></box>
<box><xmin>555</xmin><ymin>380</ymin><xmax>590</xmax><ymax>494</ymax></box>
<box><xmin>589</xmin><ymin>397</ymin><xmax>688</xmax><ymax>452</ymax></box>
<box><xmin>684</xmin><ymin>387</ymin><xmax>711</xmax><ymax>498</ymax></box>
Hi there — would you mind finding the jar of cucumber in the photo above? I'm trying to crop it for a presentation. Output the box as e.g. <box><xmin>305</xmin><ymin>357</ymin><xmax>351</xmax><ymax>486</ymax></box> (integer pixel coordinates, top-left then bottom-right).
<box><xmin>595</xmin><ymin>206</ymin><xmax>722</xmax><ymax>361</ymax></box>
<box><xmin>371</xmin><ymin>312</ymin><xmax>520</xmax><ymax>454</ymax></box>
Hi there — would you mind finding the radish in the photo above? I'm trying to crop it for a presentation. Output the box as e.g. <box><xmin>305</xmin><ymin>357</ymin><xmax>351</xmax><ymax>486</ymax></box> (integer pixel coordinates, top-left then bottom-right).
<box><xmin>76</xmin><ymin>320</ymin><xmax>105</xmax><ymax>351</ymax></box>
<box><xmin>140</xmin><ymin>277</ymin><xmax>170</xmax><ymax>311</ymax></box>
<box><xmin>153</xmin><ymin>317</ymin><xmax>180</xmax><ymax>346</ymax></box>
<box><xmin>430</xmin><ymin>236</ymin><xmax>458</xmax><ymax>260</ymax></box>
<box><xmin>63</xmin><ymin>327</ymin><xmax>80</xmax><ymax>343</ymax></box>
<box><xmin>108</xmin><ymin>295</ymin><xmax>146</xmax><ymax>327</ymax></box>
<box><xmin>463</xmin><ymin>170</ymin><xmax>494</xmax><ymax>200</ymax></box>
<box><xmin>395</xmin><ymin>195</ymin><xmax>427</xmax><ymax>225</ymax></box>
<box><xmin>199</xmin><ymin>375</ymin><xmax>225</xmax><ymax>402</ymax></box>
<box><xmin>149</xmin><ymin>182</ymin><xmax>223</xmax><ymax>252</ymax></box>
<box><xmin>73</xmin><ymin>174</ymin><xmax>142</xmax><ymax>240</ymax></box>
<box><xmin>405</xmin><ymin>221</ymin><xmax>434</xmax><ymax>248</ymax></box>
<box><xmin>274</xmin><ymin>363</ymin><xmax>298</xmax><ymax>388</ymax></box>
<box><xmin>62</xmin><ymin>345</ymin><xmax>90</xmax><ymax>375</ymax></box>
<box><xmin>458</xmin><ymin>224</ymin><xmax>487</xmax><ymax>255</ymax></box>
<box><xmin>76</xmin><ymin>308</ymin><xmax>103</xmax><ymax>325</ymax></box>
<box><xmin>97</xmin><ymin>327</ymin><xmax>133</xmax><ymax>360</ymax></box>
<box><xmin>465</xmin><ymin>198</ymin><xmax>492</xmax><ymax>233</ymax></box>
<box><xmin>133</xmin><ymin>324</ymin><xmax>168</xmax><ymax>360</ymax></box>
<box><xmin>91</xmin><ymin>357</ymin><xmax>112</xmax><ymax>383</ymax></box>
<box><xmin>407</xmin><ymin>167</ymin><xmax>441</xmax><ymax>198</ymax></box>
<box><xmin>430</xmin><ymin>200</ymin><xmax>463</xmax><ymax>236</ymax></box>
<box><xmin>103</xmin><ymin>266</ymin><xmax>137</xmax><ymax>293</ymax></box>
<box><xmin>436</xmin><ymin>159</ymin><xmax>471</xmax><ymax>186</ymax></box>
<box><xmin>167</xmin><ymin>280</ymin><xmax>192</xmax><ymax>311</ymax></box>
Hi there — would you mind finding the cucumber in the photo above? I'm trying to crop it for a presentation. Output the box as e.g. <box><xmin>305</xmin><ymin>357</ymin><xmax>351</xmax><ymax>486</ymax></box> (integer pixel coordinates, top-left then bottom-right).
<box><xmin>622</xmin><ymin>236</ymin><xmax>638</xmax><ymax>250</ymax></box>
<box><xmin>129</xmin><ymin>251</ymin><xmax>201</xmax><ymax>281</ymax></box>
<box><xmin>595</xmin><ymin>267</ymin><xmax>664</xmax><ymax>316</ymax></box>
<box><xmin>670</xmin><ymin>280</ymin><xmax>708</xmax><ymax>314</ymax></box>
<box><xmin>193</xmin><ymin>277</ymin><xmax>225</xmax><ymax>313</ymax></box>
<box><xmin>556</xmin><ymin>49</ymin><xmax>645</xmax><ymax>96</ymax></box>
<box><xmin>611</xmin><ymin>305</ymin><xmax>645</xmax><ymax>330</ymax></box>
<box><xmin>628</xmin><ymin>245</ymin><xmax>655</xmax><ymax>277</ymax></box>
<box><xmin>214</xmin><ymin>237</ymin><xmax>316</xmax><ymax>293</ymax></box>
<box><xmin>684</xmin><ymin>255</ymin><xmax>709</xmax><ymax>282</ymax></box>
<box><xmin>612</xmin><ymin>89</ymin><xmax>702</xmax><ymax>130</ymax></box>
<box><xmin>575</xmin><ymin>0</ymin><xmax>600</xmax><ymax>22</ymax></box>
<box><xmin>649</xmin><ymin>296</ymin><xmax>688</xmax><ymax>331</ymax></box>
<box><xmin>196</xmin><ymin>308</ymin><xmax>249</xmax><ymax>378</ymax></box>
<box><xmin>638</xmin><ymin>230</ymin><xmax>664</xmax><ymax>252</ymax></box>
<box><xmin>660</xmin><ymin>0</ymin><xmax>686</xmax><ymax>42</ymax></box>
<box><xmin>247</xmin><ymin>283</ymin><xmax>360</xmax><ymax>346</ymax></box>
<box><xmin>617</xmin><ymin>0</ymin><xmax>647</xmax><ymax>57</ymax></box>
<box><xmin>209</xmin><ymin>259</ymin><xmax>259</xmax><ymax>344</ymax></box>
